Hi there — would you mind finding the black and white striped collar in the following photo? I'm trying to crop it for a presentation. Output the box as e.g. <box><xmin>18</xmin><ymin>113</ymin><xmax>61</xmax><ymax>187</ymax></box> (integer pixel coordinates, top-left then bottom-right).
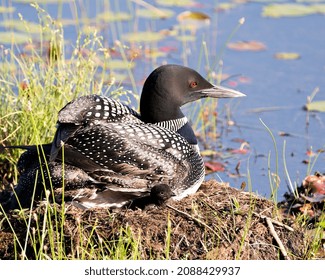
<box><xmin>154</xmin><ymin>116</ymin><xmax>188</xmax><ymax>132</ymax></box>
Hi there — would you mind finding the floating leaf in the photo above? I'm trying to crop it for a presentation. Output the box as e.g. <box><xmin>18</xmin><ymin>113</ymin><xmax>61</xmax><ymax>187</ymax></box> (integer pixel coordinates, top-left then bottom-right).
<box><xmin>176</xmin><ymin>34</ymin><xmax>196</xmax><ymax>42</ymax></box>
<box><xmin>177</xmin><ymin>11</ymin><xmax>210</xmax><ymax>29</ymax></box>
<box><xmin>0</xmin><ymin>6</ymin><xmax>16</xmax><ymax>13</ymax></box>
<box><xmin>227</xmin><ymin>40</ymin><xmax>266</xmax><ymax>51</ymax></box>
<box><xmin>122</xmin><ymin>31</ymin><xmax>165</xmax><ymax>43</ymax></box>
<box><xmin>229</xmin><ymin>148</ymin><xmax>249</xmax><ymax>155</ymax></box>
<box><xmin>305</xmin><ymin>100</ymin><xmax>325</xmax><ymax>112</ymax></box>
<box><xmin>204</xmin><ymin>161</ymin><xmax>225</xmax><ymax>172</ymax></box>
<box><xmin>106</xmin><ymin>59</ymin><xmax>135</xmax><ymax>70</ymax></box>
<box><xmin>0</xmin><ymin>19</ymin><xmax>41</xmax><ymax>34</ymax></box>
<box><xmin>278</xmin><ymin>131</ymin><xmax>292</xmax><ymax>137</ymax></box>
<box><xmin>159</xmin><ymin>46</ymin><xmax>178</xmax><ymax>53</ymax></box>
<box><xmin>274</xmin><ymin>52</ymin><xmax>301</xmax><ymax>60</ymax></box>
<box><xmin>201</xmin><ymin>150</ymin><xmax>220</xmax><ymax>157</ymax></box>
<box><xmin>297</xmin><ymin>0</ymin><xmax>325</xmax><ymax>2</ymax></box>
<box><xmin>263</xmin><ymin>4</ymin><xmax>325</xmax><ymax>17</ymax></box>
<box><xmin>215</xmin><ymin>3</ymin><xmax>238</xmax><ymax>12</ymax></box>
<box><xmin>13</xmin><ymin>0</ymin><xmax>71</xmax><ymax>3</ymax></box>
<box><xmin>156</xmin><ymin>0</ymin><xmax>196</xmax><ymax>7</ymax></box>
<box><xmin>178</xmin><ymin>11</ymin><xmax>210</xmax><ymax>21</ymax></box>
<box><xmin>136</xmin><ymin>8</ymin><xmax>174</xmax><ymax>19</ymax></box>
<box><xmin>144</xmin><ymin>49</ymin><xmax>166</xmax><ymax>58</ymax></box>
<box><xmin>0</xmin><ymin>31</ymin><xmax>31</xmax><ymax>44</ymax></box>
<box><xmin>97</xmin><ymin>11</ymin><xmax>132</xmax><ymax>22</ymax></box>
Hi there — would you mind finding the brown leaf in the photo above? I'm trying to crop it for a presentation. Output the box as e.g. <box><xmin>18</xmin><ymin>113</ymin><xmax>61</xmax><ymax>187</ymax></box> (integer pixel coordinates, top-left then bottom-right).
<box><xmin>227</xmin><ymin>40</ymin><xmax>266</xmax><ymax>51</ymax></box>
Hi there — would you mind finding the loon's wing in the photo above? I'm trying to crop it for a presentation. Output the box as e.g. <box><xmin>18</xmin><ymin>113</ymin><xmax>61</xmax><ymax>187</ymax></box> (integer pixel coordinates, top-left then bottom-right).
<box><xmin>57</xmin><ymin>121</ymin><xmax>204</xmax><ymax>195</ymax></box>
<box><xmin>50</xmin><ymin>95</ymin><xmax>140</xmax><ymax>161</ymax></box>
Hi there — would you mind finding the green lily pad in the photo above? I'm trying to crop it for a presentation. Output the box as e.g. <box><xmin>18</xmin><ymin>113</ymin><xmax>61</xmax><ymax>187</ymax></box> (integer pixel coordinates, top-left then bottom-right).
<box><xmin>106</xmin><ymin>59</ymin><xmax>135</xmax><ymax>70</ymax></box>
<box><xmin>122</xmin><ymin>31</ymin><xmax>165</xmax><ymax>43</ymax></box>
<box><xmin>144</xmin><ymin>49</ymin><xmax>167</xmax><ymax>58</ymax></box>
<box><xmin>216</xmin><ymin>3</ymin><xmax>238</xmax><ymax>11</ymax></box>
<box><xmin>178</xmin><ymin>11</ymin><xmax>210</xmax><ymax>21</ymax></box>
<box><xmin>0</xmin><ymin>31</ymin><xmax>31</xmax><ymax>44</ymax></box>
<box><xmin>263</xmin><ymin>4</ymin><xmax>325</xmax><ymax>17</ymax></box>
<box><xmin>274</xmin><ymin>52</ymin><xmax>301</xmax><ymax>60</ymax></box>
<box><xmin>156</xmin><ymin>0</ymin><xmax>196</xmax><ymax>7</ymax></box>
<box><xmin>296</xmin><ymin>0</ymin><xmax>325</xmax><ymax>2</ymax></box>
<box><xmin>249</xmin><ymin>0</ymin><xmax>286</xmax><ymax>2</ymax></box>
<box><xmin>97</xmin><ymin>11</ymin><xmax>132</xmax><ymax>22</ymax></box>
<box><xmin>0</xmin><ymin>6</ymin><xmax>16</xmax><ymax>13</ymax></box>
<box><xmin>227</xmin><ymin>40</ymin><xmax>267</xmax><ymax>51</ymax></box>
<box><xmin>0</xmin><ymin>19</ymin><xmax>41</xmax><ymax>34</ymax></box>
<box><xmin>13</xmin><ymin>0</ymin><xmax>71</xmax><ymax>3</ymax></box>
<box><xmin>177</xmin><ymin>11</ymin><xmax>211</xmax><ymax>30</ymax></box>
<box><xmin>305</xmin><ymin>101</ymin><xmax>325</xmax><ymax>112</ymax></box>
<box><xmin>136</xmin><ymin>8</ymin><xmax>174</xmax><ymax>19</ymax></box>
<box><xmin>176</xmin><ymin>34</ymin><xmax>196</xmax><ymax>42</ymax></box>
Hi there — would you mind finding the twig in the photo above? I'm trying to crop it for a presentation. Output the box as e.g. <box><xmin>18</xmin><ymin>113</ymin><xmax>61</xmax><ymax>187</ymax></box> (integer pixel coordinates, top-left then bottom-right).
<box><xmin>253</xmin><ymin>211</ymin><xmax>294</xmax><ymax>232</ymax></box>
<box><xmin>265</xmin><ymin>217</ymin><xmax>290</xmax><ymax>260</ymax></box>
<box><xmin>166</xmin><ymin>204</ymin><xmax>222</xmax><ymax>240</ymax></box>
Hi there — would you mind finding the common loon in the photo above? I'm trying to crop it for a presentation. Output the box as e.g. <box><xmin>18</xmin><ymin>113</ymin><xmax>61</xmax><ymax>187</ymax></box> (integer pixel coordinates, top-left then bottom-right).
<box><xmin>1</xmin><ymin>64</ymin><xmax>245</xmax><ymax>210</ymax></box>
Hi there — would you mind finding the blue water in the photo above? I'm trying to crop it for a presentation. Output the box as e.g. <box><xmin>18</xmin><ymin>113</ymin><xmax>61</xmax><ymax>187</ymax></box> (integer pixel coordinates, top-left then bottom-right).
<box><xmin>1</xmin><ymin>0</ymin><xmax>324</xmax><ymax>199</ymax></box>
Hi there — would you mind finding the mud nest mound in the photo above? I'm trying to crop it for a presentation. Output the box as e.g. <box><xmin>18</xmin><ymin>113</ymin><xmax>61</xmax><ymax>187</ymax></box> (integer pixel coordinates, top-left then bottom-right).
<box><xmin>0</xmin><ymin>180</ymin><xmax>319</xmax><ymax>260</ymax></box>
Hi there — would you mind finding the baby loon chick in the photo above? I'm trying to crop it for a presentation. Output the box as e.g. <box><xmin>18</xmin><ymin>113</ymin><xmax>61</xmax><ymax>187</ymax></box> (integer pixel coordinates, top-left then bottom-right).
<box><xmin>1</xmin><ymin>64</ymin><xmax>245</xmax><ymax>210</ymax></box>
<box><xmin>128</xmin><ymin>184</ymin><xmax>175</xmax><ymax>210</ymax></box>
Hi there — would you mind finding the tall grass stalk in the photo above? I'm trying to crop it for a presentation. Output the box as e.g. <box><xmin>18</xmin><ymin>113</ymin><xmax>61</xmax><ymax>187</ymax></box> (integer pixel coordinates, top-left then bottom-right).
<box><xmin>283</xmin><ymin>140</ymin><xmax>299</xmax><ymax>198</ymax></box>
<box><xmin>306</xmin><ymin>146</ymin><xmax>324</xmax><ymax>176</ymax></box>
<box><xmin>259</xmin><ymin>118</ymin><xmax>280</xmax><ymax>202</ymax></box>
<box><xmin>164</xmin><ymin>211</ymin><xmax>172</xmax><ymax>259</ymax></box>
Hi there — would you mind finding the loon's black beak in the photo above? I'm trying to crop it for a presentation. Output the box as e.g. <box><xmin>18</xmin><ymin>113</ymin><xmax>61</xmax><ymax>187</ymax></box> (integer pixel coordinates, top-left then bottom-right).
<box><xmin>199</xmin><ymin>85</ymin><xmax>246</xmax><ymax>98</ymax></box>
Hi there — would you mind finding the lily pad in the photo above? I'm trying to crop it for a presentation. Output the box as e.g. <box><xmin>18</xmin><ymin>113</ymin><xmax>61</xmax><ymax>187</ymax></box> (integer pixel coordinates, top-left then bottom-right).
<box><xmin>227</xmin><ymin>40</ymin><xmax>266</xmax><ymax>51</ymax></box>
<box><xmin>296</xmin><ymin>0</ymin><xmax>325</xmax><ymax>2</ymax></box>
<box><xmin>176</xmin><ymin>34</ymin><xmax>196</xmax><ymax>42</ymax></box>
<box><xmin>106</xmin><ymin>59</ymin><xmax>135</xmax><ymax>70</ymax></box>
<box><xmin>0</xmin><ymin>19</ymin><xmax>41</xmax><ymax>34</ymax></box>
<box><xmin>305</xmin><ymin>101</ymin><xmax>325</xmax><ymax>112</ymax></box>
<box><xmin>97</xmin><ymin>11</ymin><xmax>132</xmax><ymax>22</ymax></box>
<box><xmin>177</xmin><ymin>11</ymin><xmax>211</xmax><ymax>30</ymax></box>
<box><xmin>274</xmin><ymin>52</ymin><xmax>301</xmax><ymax>60</ymax></box>
<box><xmin>144</xmin><ymin>49</ymin><xmax>166</xmax><ymax>58</ymax></box>
<box><xmin>13</xmin><ymin>0</ymin><xmax>71</xmax><ymax>3</ymax></box>
<box><xmin>0</xmin><ymin>6</ymin><xmax>16</xmax><ymax>13</ymax></box>
<box><xmin>215</xmin><ymin>3</ymin><xmax>238</xmax><ymax>12</ymax></box>
<box><xmin>136</xmin><ymin>8</ymin><xmax>174</xmax><ymax>19</ymax></box>
<box><xmin>122</xmin><ymin>31</ymin><xmax>165</xmax><ymax>43</ymax></box>
<box><xmin>156</xmin><ymin>0</ymin><xmax>196</xmax><ymax>7</ymax></box>
<box><xmin>262</xmin><ymin>4</ymin><xmax>325</xmax><ymax>17</ymax></box>
<box><xmin>0</xmin><ymin>31</ymin><xmax>31</xmax><ymax>44</ymax></box>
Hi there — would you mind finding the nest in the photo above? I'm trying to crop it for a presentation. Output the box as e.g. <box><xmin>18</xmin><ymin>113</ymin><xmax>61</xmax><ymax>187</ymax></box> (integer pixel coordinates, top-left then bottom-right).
<box><xmin>0</xmin><ymin>180</ymin><xmax>321</xmax><ymax>260</ymax></box>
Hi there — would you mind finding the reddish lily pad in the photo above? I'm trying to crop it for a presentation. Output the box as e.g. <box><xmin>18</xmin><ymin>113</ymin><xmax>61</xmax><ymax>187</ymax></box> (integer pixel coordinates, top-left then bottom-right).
<box><xmin>204</xmin><ymin>161</ymin><xmax>225</xmax><ymax>172</ymax></box>
<box><xmin>227</xmin><ymin>41</ymin><xmax>267</xmax><ymax>51</ymax></box>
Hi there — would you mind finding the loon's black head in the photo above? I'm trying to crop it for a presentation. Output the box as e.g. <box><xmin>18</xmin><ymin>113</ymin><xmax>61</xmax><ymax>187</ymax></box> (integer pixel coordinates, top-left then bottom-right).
<box><xmin>140</xmin><ymin>64</ymin><xmax>245</xmax><ymax>123</ymax></box>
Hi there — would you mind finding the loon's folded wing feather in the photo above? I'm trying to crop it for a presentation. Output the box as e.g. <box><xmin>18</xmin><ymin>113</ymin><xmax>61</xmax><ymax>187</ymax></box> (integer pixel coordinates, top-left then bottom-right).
<box><xmin>50</xmin><ymin>95</ymin><xmax>141</xmax><ymax>161</ymax></box>
<box><xmin>56</xmin><ymin>121</ymin><xmax>203</xmax><ymax>194</ymax></box>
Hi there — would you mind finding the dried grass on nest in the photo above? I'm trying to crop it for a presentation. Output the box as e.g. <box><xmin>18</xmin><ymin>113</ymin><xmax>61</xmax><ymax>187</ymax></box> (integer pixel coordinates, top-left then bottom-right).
<box><xmin>0</xmin><ymin>180</ymin><xmax>314</xmax><ymax>260</ymax></box>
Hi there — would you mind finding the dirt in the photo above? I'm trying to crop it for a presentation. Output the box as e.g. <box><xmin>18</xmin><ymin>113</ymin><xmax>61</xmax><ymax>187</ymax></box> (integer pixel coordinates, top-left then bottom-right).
<box><xmin>0</xmin><ymin>180</ymin><xmax>323</xmax><ymax>260</ymax></box>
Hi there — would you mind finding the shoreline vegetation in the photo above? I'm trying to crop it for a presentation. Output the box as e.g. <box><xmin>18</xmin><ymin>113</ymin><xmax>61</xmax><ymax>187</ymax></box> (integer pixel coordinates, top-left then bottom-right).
<box><xmin>0</xmin><ymin>3</ymin><xmax>324</xmax><ymax>260</ymax></box>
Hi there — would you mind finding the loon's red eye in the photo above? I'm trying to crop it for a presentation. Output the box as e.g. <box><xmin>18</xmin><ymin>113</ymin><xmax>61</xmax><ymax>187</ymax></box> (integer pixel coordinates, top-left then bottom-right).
<box><xmin>190</xmin><ymin>81</ymin><xmax>198</xmax><ymax>88</ymax></box>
